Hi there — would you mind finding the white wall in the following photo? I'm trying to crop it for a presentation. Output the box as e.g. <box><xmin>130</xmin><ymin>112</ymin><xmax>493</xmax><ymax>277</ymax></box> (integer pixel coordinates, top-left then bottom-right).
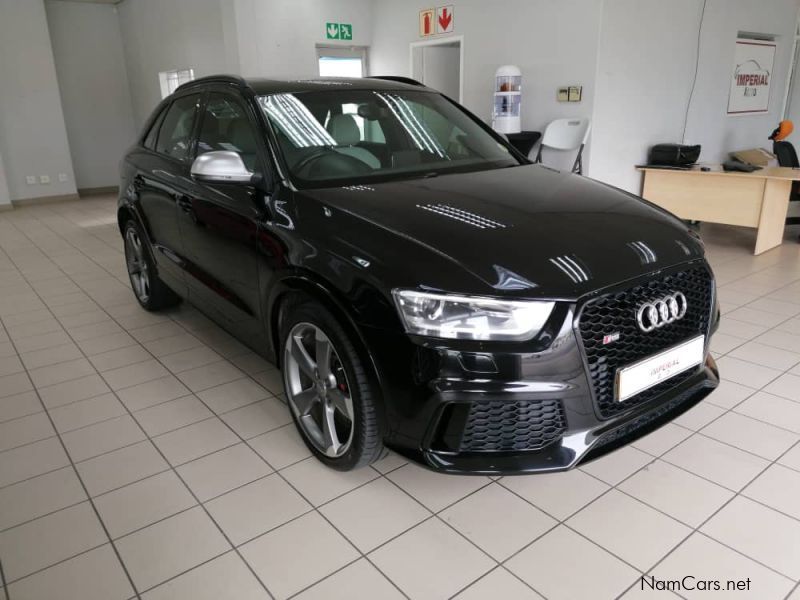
<box><xmin>590</xmin><ymin>0</ymin><xmax>800</xmax><ymax>193</ymax></box>
<box><xmin>46</xmin><ymin>1</ymin><xmax>137</xmax><ymax>190</ymax></box>
<box><xmin>371</xmin><ymin>0</ymin><xmax>602</xmax><ymax>147</ymax></box>
<box><xmin>232</xmin><ymin>0</ymin><xmax>373</xmax><ymax>78</ymax></box>
<box><xmin>117</xmin><ymin>0</ymin><xmax>232</xmax><ymax>127</ymax></box>
<box><xmin>0</xmin><ymin>0</ymin><xmax>76</xmax><ymax>203</ymax></box>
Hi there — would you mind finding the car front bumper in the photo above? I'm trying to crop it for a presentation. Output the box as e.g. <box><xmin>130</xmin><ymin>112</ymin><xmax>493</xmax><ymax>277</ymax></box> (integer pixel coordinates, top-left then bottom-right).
<box><xmin>360</xmin><ymin>262</ymin><xmax>719</xmax><ymax>475</ymax></box>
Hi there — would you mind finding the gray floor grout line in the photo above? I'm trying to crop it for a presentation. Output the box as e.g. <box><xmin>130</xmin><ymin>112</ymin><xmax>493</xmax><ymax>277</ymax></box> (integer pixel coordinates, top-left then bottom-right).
<box><xmin>785</xmin><ymin>580</ymin><xmax>800</xmax><ymax>600</ymax></box>
<box><xmin>0</xmin><ymin>558</ymin><xmax>8</xmax><ymax>600</ymax></box>
<box><xmin>11</xmin><ymin>211</ymin><xmax>418</xmax><ymax>597</ymax></box>
<box><xmin>0</xmin><ymin>315</ymin><xmax>143</xmax><ymax>599</ymax></box>
<box><xmin>0</xmin><ymin>231</ymin><xmax>278</xmax><ymax>600</ymax></box>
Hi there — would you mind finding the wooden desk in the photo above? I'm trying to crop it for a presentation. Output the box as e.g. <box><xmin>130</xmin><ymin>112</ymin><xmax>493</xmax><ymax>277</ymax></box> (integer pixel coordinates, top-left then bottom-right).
<box><xmin>638</xmin><ymin>166</ymin><xmax>800</xmax><ymax>254</ymax></box>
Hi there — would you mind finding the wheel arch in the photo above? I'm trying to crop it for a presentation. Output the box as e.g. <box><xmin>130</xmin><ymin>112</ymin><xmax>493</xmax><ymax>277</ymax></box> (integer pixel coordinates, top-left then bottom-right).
<box><xmin>267</xmin><ymin>273</ymin><xmax>388</xmax><ymax>398</ymax></box>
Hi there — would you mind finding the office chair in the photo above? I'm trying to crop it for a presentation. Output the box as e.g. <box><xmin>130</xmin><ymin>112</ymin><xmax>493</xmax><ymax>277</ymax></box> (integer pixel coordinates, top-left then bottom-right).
<box><xmin>534</xmin><ymin>117</ymin><xmax>591</xmax><ymax>174</ymax></box>
<box><xmin>769</xmin><ymin>120</ymin><xmax>800</xmax><ymax>239</ymax></box>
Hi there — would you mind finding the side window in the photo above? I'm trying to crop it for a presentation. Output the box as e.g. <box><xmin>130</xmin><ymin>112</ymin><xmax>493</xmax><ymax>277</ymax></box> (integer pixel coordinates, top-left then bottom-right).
<box><xmin>197</xmin><ymin>94</ymin><xmax>260</xmax><ymax>171</ymax></box>
<box><xmin>155</xmin><ymin>94</ymin><xmax>201</xmax><ymax>161</ymax></box>
<box><xmin>143</xmin><ymin>106</ymin><xmax>167</xmax><ymax>150</ymax></box>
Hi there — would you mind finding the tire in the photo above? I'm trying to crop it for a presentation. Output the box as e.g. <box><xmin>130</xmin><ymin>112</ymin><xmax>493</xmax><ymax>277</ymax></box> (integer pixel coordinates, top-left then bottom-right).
<box><xmin>280</xmin><ymin>297</ymin><xmax>384</xmax><ymax>470</ymax></box>
<box><xmin>123</xmin><ymin>219</ymin><xmax>181</xmax><ymax>311</ymax></box>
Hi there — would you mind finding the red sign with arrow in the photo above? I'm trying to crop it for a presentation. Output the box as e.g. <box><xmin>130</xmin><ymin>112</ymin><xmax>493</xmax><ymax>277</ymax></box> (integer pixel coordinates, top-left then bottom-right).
<box><xmin>436</xmin><ymin>5</ymin><xmax>454</xmax><ymax>33</ymax></box>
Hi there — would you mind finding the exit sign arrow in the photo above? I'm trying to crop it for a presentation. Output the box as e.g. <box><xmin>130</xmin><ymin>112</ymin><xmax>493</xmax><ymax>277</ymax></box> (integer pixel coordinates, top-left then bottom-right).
<box><xmin>326</xmin><ymin>22</ymin><xmax>340</xmax><ymax>39</ymax></box>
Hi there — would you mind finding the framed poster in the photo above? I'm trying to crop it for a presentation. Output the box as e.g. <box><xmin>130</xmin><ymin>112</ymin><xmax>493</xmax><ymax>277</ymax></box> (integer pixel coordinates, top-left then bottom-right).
<box><xmin>727</xmin><ymin>38</ymin><xmax>777</xmax><ymax>115</ymax></box>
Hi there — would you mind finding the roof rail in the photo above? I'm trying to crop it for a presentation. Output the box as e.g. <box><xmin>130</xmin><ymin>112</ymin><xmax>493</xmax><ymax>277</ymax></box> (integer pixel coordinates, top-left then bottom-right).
<box><xmin>175</xmin><ymin>74</ymin><xmax>248</xmax><ymax>92</ymax></box>
<box><xmin>368</xmin><ymin>75</ymin><xmax>426</xmax><ymax>87</ymax></box>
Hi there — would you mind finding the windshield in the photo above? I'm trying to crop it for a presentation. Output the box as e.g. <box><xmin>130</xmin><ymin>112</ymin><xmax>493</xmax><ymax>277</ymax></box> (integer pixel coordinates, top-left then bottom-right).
<box><xmin>257</xmin><ymin>89</ymin><xmax>521</xmax><ymax>188</ymax></box>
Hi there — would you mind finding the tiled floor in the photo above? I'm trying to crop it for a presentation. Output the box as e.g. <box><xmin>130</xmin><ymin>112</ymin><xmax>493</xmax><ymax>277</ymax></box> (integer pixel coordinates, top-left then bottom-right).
<box><xmin>0</xmin><ymin>196</ymin><xmax>799</xmax><ymax>600</ymax></box>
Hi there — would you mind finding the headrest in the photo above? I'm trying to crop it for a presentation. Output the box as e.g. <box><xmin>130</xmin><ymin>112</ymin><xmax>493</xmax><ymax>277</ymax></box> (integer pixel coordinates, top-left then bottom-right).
<box><xmin>769</xmin><ymin>120</ymin><xmax>794</xmax><ymax>141</ymax></box>
<box><xmin>227</xmin><ymin>118</ymin><xmax>257</xmax><ymax>154</ymax></box>
<box><xmin>327</xmin><ymin>114</ymin><xmax>360</xmax><ymax>145</ymax></box>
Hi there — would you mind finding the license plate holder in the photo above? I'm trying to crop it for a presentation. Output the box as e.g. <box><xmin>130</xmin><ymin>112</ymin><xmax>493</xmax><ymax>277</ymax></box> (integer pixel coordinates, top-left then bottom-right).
<box><xmin>615</xmin><ymin>335</ymin><xmax>705</xmax><ymax>402</ymax></box>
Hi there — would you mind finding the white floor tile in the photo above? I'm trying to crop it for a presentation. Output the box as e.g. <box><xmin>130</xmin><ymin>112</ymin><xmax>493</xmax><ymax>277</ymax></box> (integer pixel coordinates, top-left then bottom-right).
<box><xmin>440</xmin><ymin>482</ymin><xmax>555</xmax><ymax>561</ymax></box>
<box><xmin>651</xmin><ymin>533</ymin><xmax>794</xmax><ymax>600</ymax></box>
<box><xmin>142</xmin><ymin>551</ymin><xmax>268</xmax><ymax>600</ymax></box>
<box><xmin>568</xmin><ymin>489</ymin><xmax>690</xmax><ymax>571</ymax></box>
<box><xmin>6</xmin><ymin>544</ymin><xmax>134</xmax><ymax>600</ymax></box>
<box><xmin>506</xmin><ymin>525</ymin><xmax>638</xmax><ymax>600</ymax></box>
<box><xmin>369</xmin><ymin>517</ymin><xmax>494</xmax><ymax>600</ymax></box>
<box><xmin>320</xmin><ymin>477</ymin><xmax>430</xmax><ymax>552</ymax></box>
<box><xmin>205</xmin><ymin>473</ymin><xmax>310</xmax><ymax>545</ymax></box>
<box><xmin>500</xmin><ymin>467</ymin><xmax>610</xmax><ymax>520</ymax></box>
<box><xmin>240</xmin><ymin>511</ymin><xmax>359</xmax><ymax>599</ymax></box>
<box><xmin>116</xmin><ymin>506</ymin><xmax>229</xmax><ymax>591</ymax></box>
<box><xmin>701</xmin><ymin>496</ymin><xmax>800</xmax><ymax>579</ymax></box>
<box><xmin>0</xmin><ymin>502</ymin><xmax>106</xmax><ymax>581</ymax></box>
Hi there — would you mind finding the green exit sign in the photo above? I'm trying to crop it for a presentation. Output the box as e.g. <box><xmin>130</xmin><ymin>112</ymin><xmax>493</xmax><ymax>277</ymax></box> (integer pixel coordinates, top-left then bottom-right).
<box><xmin>326</xmin><ymin>22</ymin><xmax>352</xmax><ymax>40</ymax></box>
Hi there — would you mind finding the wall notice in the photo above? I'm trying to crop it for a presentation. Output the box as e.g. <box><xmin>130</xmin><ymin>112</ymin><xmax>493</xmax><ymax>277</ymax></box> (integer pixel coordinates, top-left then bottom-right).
<box><xmin>727</xmin><ymin>38</ymin><xmax>776</xmax><ymax>115</ymax></box>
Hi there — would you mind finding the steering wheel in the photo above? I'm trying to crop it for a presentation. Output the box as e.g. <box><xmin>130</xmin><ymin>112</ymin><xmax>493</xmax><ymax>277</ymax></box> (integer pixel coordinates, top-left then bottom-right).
<box><xmin>293</xmin><ymin>149</ymin><xmax>333</xmax><ymax>174</ymax></box>
<box><xmin>293</xmin><ymin>148</ymin><xmax>373</xmax><ymax>177</ymax></box>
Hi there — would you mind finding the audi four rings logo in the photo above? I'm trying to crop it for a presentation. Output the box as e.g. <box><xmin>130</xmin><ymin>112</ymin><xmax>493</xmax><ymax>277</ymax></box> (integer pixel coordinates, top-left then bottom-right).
<box><xmin>636</xmin><ymin>292</ymin><xmax>688</xmax><ymax>332</ymax></box>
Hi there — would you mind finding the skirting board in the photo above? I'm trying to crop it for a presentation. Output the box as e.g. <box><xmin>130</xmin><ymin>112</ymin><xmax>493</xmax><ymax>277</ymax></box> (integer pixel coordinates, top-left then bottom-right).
<box><xmin>11</xmin><ymin>193</ymin><xmax>81</xmax><ymax>207</ymax></box>
<box><xmin>78</xmin><ymin>186</ymin><xmax>119</xmax><ymax>196</ymax></box>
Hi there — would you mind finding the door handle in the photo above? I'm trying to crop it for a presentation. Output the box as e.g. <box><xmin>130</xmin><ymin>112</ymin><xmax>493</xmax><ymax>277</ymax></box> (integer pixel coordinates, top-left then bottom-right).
<box><xmin>176</xmin><ymin>195</ymin><xmax>193</xmax><ymax>212</ymax></box>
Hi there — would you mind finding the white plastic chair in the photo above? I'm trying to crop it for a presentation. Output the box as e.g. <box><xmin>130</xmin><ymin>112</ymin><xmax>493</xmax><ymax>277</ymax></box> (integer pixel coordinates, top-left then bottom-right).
<box><xmin>534</xmin><ymin>117</ymin><xmax>591</xmax><ymax>174</ymax></box>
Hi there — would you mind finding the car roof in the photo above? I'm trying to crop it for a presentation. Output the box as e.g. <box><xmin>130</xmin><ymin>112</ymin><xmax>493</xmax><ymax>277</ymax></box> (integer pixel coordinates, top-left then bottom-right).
<box><xmin>176</xmin><ymin>74</ymin><xmax>428</xmax><ymax>95</ymax></box>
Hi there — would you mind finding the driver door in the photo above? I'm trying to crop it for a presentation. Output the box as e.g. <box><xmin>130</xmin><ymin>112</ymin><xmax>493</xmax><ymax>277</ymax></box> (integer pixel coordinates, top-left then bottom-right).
<box><xmin>177</xmin><ymin>91</ymin><xmax>266</xmax><ymax>337</ymax></box>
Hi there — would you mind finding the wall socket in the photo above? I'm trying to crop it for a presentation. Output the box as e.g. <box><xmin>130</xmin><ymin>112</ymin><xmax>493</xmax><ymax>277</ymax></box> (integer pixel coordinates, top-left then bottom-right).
<box><xmin>58</xmin><ymin>173</ymin><xmax>68</xmax><ymax>182</ymax></box>
<box><xmin>26</xmin><ymin>175</ymin><xmax>37</xmax><ymax>185</ymax></box>
<box><xmin>39</xmin><ymin>175</ymin><xmax>51</xmax><ymax>184</ymax></box>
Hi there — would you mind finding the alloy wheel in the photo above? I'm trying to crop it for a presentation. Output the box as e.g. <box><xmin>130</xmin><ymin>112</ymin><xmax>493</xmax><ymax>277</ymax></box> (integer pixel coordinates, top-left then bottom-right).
<box><xmin>125</xmin><ymin>228</ymin><xmax>150</xmax><ymax>303</ymax></box>
<box><xmin>283</xmin><ymin>322</ymin><xmax>355</xmax><ymax>457</ymax></box>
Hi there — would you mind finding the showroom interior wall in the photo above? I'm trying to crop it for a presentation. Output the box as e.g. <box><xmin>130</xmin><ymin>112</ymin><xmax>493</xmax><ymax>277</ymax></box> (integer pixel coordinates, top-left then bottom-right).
<box><xmin>231</xmin><ymin>0</ymin><xmax>373</xmax><ymax>79</ymax></box>
<box><xmin>370</xmin><ymin>0</ymin><xmax>603</xmax><ymax>149</ymax></box>
<box><xmin>2</xmin><ymin>0</ymin><xmax>800</xmax><ymax>204</ymax></box>
<box><xmin>45</xmin><ymin>0</ymin><xmax>137</xmax><ymax>191</ymax></box>
<box><xmin>591</xmin><ymin>0</ymin><xmax>799</xmax><ymax>193</ymax></box>
<box><xmin>116</xmin><ymin>0</ymin><xmax>234</xmax><ymax>126</ymax></box>
<box><xmin>0</xmin><ymin>0</ymin><xmax>77</xmax><ymax>205</ymax></box>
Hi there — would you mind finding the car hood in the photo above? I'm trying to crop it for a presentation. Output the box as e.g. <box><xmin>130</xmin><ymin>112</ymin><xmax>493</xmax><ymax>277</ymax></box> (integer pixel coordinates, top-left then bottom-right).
<box><xmin>301</xmin><ymin>164</ymin><xmax>705</xmax><ymax>299</ymax></box>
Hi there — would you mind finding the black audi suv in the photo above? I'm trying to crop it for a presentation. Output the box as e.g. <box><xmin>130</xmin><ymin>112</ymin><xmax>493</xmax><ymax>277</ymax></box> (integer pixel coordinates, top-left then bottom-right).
<box><xmin>118</xmin><ymin>75</ymin><xmax>719</xmax><ymax>474</ymax></box>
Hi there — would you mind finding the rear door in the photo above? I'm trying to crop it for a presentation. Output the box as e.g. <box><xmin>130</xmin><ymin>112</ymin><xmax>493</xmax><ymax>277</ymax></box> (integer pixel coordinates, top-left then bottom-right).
<box><xmin>133</xmin><ymin>93</ymin><xmax>202</xmax><ymax>295</ymax></box>
<box><xmin>176</xmin><ymin>90</ymin><xmax>266</xmax><ymax>335</ymax></box>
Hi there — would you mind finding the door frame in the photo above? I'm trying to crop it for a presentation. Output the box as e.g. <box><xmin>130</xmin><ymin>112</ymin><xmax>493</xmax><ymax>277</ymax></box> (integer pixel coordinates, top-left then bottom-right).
<box><xmin>409</xmin><ymin>35</ymin><xmax>464</xmax><ymax>102</ymax></box>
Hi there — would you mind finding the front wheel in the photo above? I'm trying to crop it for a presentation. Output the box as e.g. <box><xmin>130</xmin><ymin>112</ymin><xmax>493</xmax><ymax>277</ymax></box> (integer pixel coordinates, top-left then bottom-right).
<box><xmin>280</xmin><ymin>299</ymin><xmax>384</xmax><ymax>470</ymax></box>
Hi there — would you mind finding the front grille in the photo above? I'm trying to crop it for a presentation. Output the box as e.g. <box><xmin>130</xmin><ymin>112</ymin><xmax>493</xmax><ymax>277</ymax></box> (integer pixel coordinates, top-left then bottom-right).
<box><xmin>577</xmin><ymin>265</ymin><xmax>713</xmax><ymax>418</ymax></box>
<box><xmin>458</xmin><ymin>399</ymin><xmax>566</xmax><ymax>452</ymax></box>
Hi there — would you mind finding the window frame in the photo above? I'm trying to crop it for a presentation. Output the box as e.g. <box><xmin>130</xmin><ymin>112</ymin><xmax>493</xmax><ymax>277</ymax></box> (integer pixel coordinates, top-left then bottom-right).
<box><xmin>193</xmin><ymin>87</ymin><xmax>272</xmax><ymax>181</ymax></box>
<box><xmin>152</xmin><ymin>92</ymin><xmax>203</xmax><ymax>165</ymax></box>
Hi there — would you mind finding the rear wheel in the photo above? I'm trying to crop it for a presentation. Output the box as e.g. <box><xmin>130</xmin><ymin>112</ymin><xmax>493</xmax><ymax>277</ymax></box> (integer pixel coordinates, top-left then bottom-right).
<box><xmin>281</xmin><ymin>299</ymin><xmax>384</xmax><ymax>470</ymax></box>
<box><xmin>123</xmin><ymin>220</ymin><xmax>180</xmax><ymax>311</ymax></box>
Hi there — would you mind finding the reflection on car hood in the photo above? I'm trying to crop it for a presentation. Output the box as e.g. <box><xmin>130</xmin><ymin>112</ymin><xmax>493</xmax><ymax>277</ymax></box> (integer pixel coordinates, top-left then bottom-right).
<box><xmin>302</xmin><ymin>164</ymin><xmax>705</xmax><ymax>299</ymax></box>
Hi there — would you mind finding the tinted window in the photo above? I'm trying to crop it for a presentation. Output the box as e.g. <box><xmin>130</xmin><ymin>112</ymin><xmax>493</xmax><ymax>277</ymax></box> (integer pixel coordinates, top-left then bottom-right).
<box><xmin>258</xmin><ymin>90</ymin><xmax>518</xmax><ymax>188</ymax></box>
<box><xmin>197</xmin><ymin>94</ymin><xmax>259</xmax><ymax>171</ymax></box>
<box><xmin>156</xmin><ymin>94</ymin><xmax>201</xmax><ymax>161</ymax></box>
<box><xmin>143</xmin><ymin>105</ymin><xmax>167</xmax><ymax>150</ymax></box>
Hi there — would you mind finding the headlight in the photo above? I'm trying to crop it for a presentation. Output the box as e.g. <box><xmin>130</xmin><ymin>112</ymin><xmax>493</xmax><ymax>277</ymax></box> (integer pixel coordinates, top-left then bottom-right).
<box><xmin>392</xmin><ymin>290</ymin><xmax>555</xmax><ymax>341</ymax></box>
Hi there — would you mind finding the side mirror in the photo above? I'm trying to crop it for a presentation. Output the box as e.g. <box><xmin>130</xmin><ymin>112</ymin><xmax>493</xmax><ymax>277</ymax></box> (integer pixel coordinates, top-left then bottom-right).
<box><xmin>191</xmin><ymin>150</ymin><xmax>253</xmax><ymax>184</ymax></box>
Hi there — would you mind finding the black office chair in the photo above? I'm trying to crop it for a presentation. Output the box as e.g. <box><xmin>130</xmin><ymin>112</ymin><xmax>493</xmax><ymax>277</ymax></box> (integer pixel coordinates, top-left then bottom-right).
<box><xmin>769</xmin><ymin>121</ymin><xmax>800</xmax><ymax>240</ymax></box>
